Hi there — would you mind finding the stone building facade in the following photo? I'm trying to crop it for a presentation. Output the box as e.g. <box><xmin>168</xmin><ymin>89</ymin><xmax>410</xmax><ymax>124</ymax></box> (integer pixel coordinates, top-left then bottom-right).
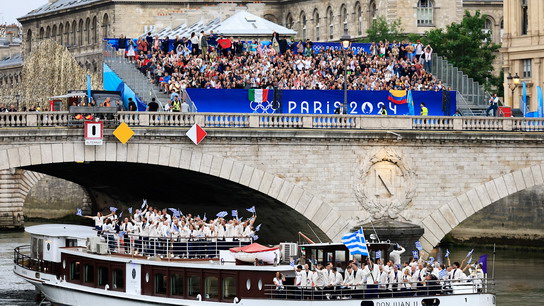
<box><xmin>501</xmin><ymin>0</ymin><xmax>544</xmax><ymax>112</ymax></box>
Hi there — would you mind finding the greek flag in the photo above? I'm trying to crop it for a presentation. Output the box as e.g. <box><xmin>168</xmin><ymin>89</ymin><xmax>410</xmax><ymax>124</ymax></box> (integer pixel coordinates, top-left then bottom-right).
<box><xmin>445</xmin><ymin>249</ymin><xmax>450</xmax><ymax>258</ymax></box>
<box><xmin>251</xmin><ymin>234</ymin><xmax>259</xmax><ymax>241</ymax></box>
<box><xmin>341</xmin><ymin>228</ymin><xmax>369</xmax><ymax>256</ymax></box>
<box><xmin>467</xmin><ymin>256</ymin><xmax>473</xmax><ymax>264</ymax></box>
<box><xmin>415</xmin><ymin>241</ymin><xmax>423</xmax><ymax>251</ymax></box>
<box><xmin>255</xmin><ymin>224</ymin><xmax>262</xmax><ymax>232</ymax></box>
<box><xmin>289</xmin><ymin>258</ymin><xmax>295</xmax><ymax>267</ymax></box>
<box><xmin>76</xmin><ymin>208</ymin><xmax>82</xmax><ymax>216</ymax></box>
<box><xmin>216</xmin><ymin>211</ymin><xmax>228</xmax><ymax>218</ymax></box>
<box><xmin>466</xmin><ymin>249</ymin><xmax>474</xmax><ymax>258</ymax></box>
<box><xmin>439</xmin><ymin>269</ymin><xmax>447</xmax><ymax>279</ymax></box>
<box><xmin>128</xmin><ymin>207</ymin><xmax>133</xmax><ymax>214</ymax></box>
<box><xmin>246</xmin><ymin>206</ymin><xmax>256</xmax><ymax>213</ymax></box>
<box><xmin>141</xmin><ymin>199</ymin><xmax>147</xmax><ymax>209</ymax></box>
<box><xmin>376</xmin><ymin>250</ymin><xmax>382</xmax><ymax>259</ymax></box>
<box><xmin>232</xmin><ymin>210</ymin><xmax>238</xmax><ymax>218</ymax></box>
<box><xmin>428</xmin><ymin>257</ymin><xmax>435</xmax><ymax>264</ymax></box>
<box><xmin>109</xmin><ymin>207</ymin><xmax>118</xmax><ymax>212</ymax></box>
<box><xmin>412</xmin><ymin>250</ymin><xmax>419</xmax><ymax>259</ymax></box>
<box><xmin>119</xmin><ymin>212</ymin><xmax>123</xmax><ymax>218</ymax></box>
<box><xmin>203</xmin><ymin>213</ymin><xmax>207</xmax><ymax>221</ymax></box>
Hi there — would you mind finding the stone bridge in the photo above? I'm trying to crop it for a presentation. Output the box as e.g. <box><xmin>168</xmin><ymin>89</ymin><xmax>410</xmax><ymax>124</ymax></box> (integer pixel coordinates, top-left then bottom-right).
<box><xmin>2</xmin><ymin>111</ymin><xmax>544</xmax><ymax>251</ymax></box>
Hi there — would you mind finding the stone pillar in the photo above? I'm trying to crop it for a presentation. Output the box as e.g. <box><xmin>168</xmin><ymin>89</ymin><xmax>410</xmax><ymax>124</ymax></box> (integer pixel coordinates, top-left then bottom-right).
<box><xmin>0</xmin><ymin>169</ymin><xmax>44</xmax><ymax>229</ymax></box>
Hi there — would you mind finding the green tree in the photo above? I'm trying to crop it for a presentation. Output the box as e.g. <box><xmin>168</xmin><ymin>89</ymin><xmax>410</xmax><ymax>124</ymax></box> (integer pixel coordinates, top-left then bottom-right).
<box><xmin>365</xmin><ymin>16</ymin><xmax>403</xmax><ymax>42</ymax></box>
<box><xmin>421</xmin><ymin>10</ymin><xmax>501</xmax><ymax>93</ymax></box>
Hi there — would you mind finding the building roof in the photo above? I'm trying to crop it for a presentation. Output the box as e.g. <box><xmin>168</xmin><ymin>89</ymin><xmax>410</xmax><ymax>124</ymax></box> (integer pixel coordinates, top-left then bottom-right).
<box><xmin>20</xmin><ymin>0</ymin><xmax>104</xmax><ymax>19</ymax></box>
<box><xmin>149</xmin><ymin>10</ymin><xmax>296</xmax><ymax>38</ymax></box>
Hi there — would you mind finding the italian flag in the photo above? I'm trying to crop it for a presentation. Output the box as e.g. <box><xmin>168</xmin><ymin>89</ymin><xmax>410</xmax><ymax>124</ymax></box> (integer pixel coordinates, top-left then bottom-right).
<box><xmin>248</xmin><ymin>89</ymin><xmax>269</xmax><ymax>102</ymax></box>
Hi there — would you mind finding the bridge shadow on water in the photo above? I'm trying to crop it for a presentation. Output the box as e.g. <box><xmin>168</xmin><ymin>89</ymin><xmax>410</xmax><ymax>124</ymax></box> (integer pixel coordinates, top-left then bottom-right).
<box><xmin>23</xmin><ymin>162</ymin><xmax>328</xmax><ymax>245</ymax></box>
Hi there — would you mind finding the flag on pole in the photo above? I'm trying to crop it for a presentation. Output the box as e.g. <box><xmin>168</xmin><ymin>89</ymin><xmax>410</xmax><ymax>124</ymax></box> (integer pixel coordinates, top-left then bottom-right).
<box><xmin>128</xmin><ymin>207</ymin><xmax>133</xmax><ymax>214</ymax></box>
<box><xmin>439</xmin><ymin>269</ymin><xmax>447</xmax><ymax>279</ymax></box>
<box><xmin>387</xmin><ymin>90</ymin><xmax>407</xmax><ymax>104</ymax></box>
<box><xmin>376</xmin><ymin>250</ymin><xmax>382</xmax><ymax>259</ymax></box>
<box><xmin>216</xmin><ymin>211</ymin><xmax>228</xmax><ymax>218</ymax></box>
<box><xmin>479</xmin><ymin>254</ymin><xmax>488</xmax><ymax>274</ymax></box>
<box><xmin>407</xmin><ymin>90</ymin><xmax>415</xmax><ymax>115</ymax></box>
<box><xmin>109</xmin><ymin>207</ymin><xmax>118</xmax><ymax>212</ymax></box>
<box><xmin>248</xmin><ymin>89</ymin><xmax>269</xmax><ymax>103</ymax></box>
<box><xmin>415</xmin><ymin>241</ymin><xmax>423</xmax><ymax>251</ymax></box>
<box><xmin>445</xmin><ymin>249</ymin><xmax>450</xmax><ymax>258</ymax></box>
<box><xmin>246</xmin><ymin>206</ymin><xmax>256</xmax><ymax>213</ymax></box>
<box><xmin>522</xmin><ymin>81</ymin><xmax>527</xmax><ymax>116</ymax></box>
<box><xmin>289</xmin><ymin>258</ymin><xmax>295</xmax><ymax>267</ymax></box>
<box><xmin>86</xmin><ymin>74</ymin><xmax>92</xmax><ymax>105</ymax></box>
<box><xmin>203</xmin><ymin>213</ymin><xmax>207</xmax><ymax>222</ymax></box>
<box><xmin>341</xmin><ymin>228</ymin><xmax>369</xmax><ymax>256</ymax></box>
<box><xmin>467</xmin><ymin>256</ymin><xmax>473</xmax><ymax>264</ymax></box>
<box><xmin>232</xmin><ymin>210</ymin><xmax>238</xmax><ymax>218</ymax></box>
<box><xmin>429</xmin><ymin>257</ymin><xmax>435</xmax><ymax>264</ymax></box>
<box><xmin>251</xmin><ymin>234</ymin><xmax>259</xmax><ymax>241</ymax></box>
<box><xmin>412</xmin><ymin>250</ymin><xmax>419</xmax><ymax>259</ymax></box>
<box><xmin>119</xmin><ymin>212</ymin><xmax>123</xmax><ymax>218</ymax></box>
<box><xmin>466</xmin><ymin>249</ymin><xmax>474</xmax><ymax>258</ymax></box>
<box><xmin>255</xmin><ymin>224</ymin><xmax>262</xmax><ymax>232</ymax></box>
<box><xmin>537</xmin><ymin>86</ymin><xmax>543</xmax><ymax>118</ymax></box>
<box><xmin>141</xmin><ymin>199</ymin><xmax>147</xmax><ymax>209</ymax></box>
<box><xmin>76</xmin><ymin>208</ymin><xmax>82</xmax><ymax>216</ymax></box>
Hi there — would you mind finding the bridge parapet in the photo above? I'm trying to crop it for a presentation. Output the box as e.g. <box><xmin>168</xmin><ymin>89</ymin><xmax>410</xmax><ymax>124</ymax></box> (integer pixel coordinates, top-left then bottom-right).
<box><xmin>0</xmin><ymin>112</ymin><xmax>543</xmax><ymax>132</ymax></box>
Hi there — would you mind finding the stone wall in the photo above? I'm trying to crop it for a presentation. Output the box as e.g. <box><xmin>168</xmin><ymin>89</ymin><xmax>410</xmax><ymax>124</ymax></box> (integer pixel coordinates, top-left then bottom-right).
<box><xmin>24</xmin><ymin>176</ymin><xmax>91</xmax><ymax>219</ymax></box>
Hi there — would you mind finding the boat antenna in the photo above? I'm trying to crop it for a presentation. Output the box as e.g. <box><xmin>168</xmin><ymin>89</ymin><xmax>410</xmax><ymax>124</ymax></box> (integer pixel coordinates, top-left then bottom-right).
<box><xmin>369</xmin><ymin>219</ymin><xmax>381</xmax><ymax>242</ymax></box>
<box><xmin>307</xmin><ymin>223</ymin><xmax>323</xmax><ymax>243</ymax></box>
<box><xmin>491</xmin><ymin>243</ymin><xmax>496</xmax><ymax>279</ymax></box>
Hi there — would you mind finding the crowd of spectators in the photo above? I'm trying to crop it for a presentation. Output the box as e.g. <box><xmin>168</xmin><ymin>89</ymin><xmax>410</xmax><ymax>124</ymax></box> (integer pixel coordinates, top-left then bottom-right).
<box><xmin>117</xmin><ymin>32</ymin><xmax>441</xmax><ymax>94</ymax></box>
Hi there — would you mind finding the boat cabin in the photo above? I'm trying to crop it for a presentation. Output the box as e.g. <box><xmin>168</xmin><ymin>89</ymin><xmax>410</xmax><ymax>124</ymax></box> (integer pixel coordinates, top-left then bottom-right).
<box><xmin>299</xmin><ymin>242</ymin><xmax>394</xmax><ymax>269</ymax></box>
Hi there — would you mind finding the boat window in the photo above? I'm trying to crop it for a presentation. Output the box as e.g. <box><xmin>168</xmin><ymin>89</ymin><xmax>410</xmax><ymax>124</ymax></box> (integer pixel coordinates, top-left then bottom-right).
<box><xmin>317</xmin><ymin>249</ymin><xmax>323</xmax><ymax>262</ymax></box>
<box><xmin>311</xmin><ymin>249</ymin><xmax>317</xmax><ymax>264</ymax></box>
<box><xmin>98</xmin><ymin>266</ymin><xmax>109</xmax><ymax>287</ymax></box>
<box><xmin>154</xmin><ymin>273</ymin><xmax>167</xmax><ymax>295</ymax></box>
<box><xmin>335</xmin><ymin>250</ymin><xmax>346</xmax><ymax>265</ymax></box>
<box><xmin>112</xmin><ymin>268</ymin><xmax>124</xmax><ymax>289</ymax></box>
<box><xmin>170</xmin><ymin>273</ymin><xmax>183</xmax><ymax>296</ymax></box>
<box><xmin>66</xmin><ymin>239</ymin><xmax>78</xmax><ymax>247</ymax></box>
<box><xmin>223</xmin><ymin>277</ymin><xmax>236</xmax><ymax>299</ymax></box>
<box><xmin>422</xmin><ymin>298</ymin><xmax>440</xmax><ymax>306</ymax></box>
<box><xmin>246</xmin><ymin>278</ymin><xmax>251</xmax><ymax>290</ymax></box>
<box><xmin>84</xmin><ymin>264</ymin><xmax>94</xmax><ymax>283</ymax></box>
<box><xmin>258</xmin><ymin>278</ymin><xmax>263</xmax><ymax>291</ymax></box>
<box><xmin>31</xmin><ymin>237</ymin><xmax>39</xmax><ymax>258</ymax></box>
<box><xmin>69</xmin><ymin>261</ymin><xmax>80</xmax><ymax>281</ymax></box>
<box><xmin>361</xmin><ymin>302</ymin><xmax>374</xmax><ymax>306</ymax></box>
<box><xmin>187</xmin><ymin>275</ymin><xmax>201</xmax><ymax>297</ymax></box>
<box><xmin>205</xmin><ymin>276</ymin><xmax>219</xmax><ymax>299</ymax></box>
<box><xmin>37</xmin><ymin>238</ymin><xmax>44</xmax><ymax>260</ymax></box>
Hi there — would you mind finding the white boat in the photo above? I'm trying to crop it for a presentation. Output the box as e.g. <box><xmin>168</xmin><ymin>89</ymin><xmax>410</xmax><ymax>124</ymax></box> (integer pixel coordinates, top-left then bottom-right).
<box><xmin>230</xmin><ymin>243</ymin><xmax>281</xmax><ymax>264</ymax></box>
<box><xmin>14</xmin><ymin>224</ymin><xmax>496</xmax><ymax>306</ymax></box>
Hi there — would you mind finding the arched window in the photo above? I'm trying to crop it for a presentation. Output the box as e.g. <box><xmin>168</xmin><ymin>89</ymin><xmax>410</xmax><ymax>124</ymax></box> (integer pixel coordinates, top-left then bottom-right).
<box><xmin>78</xmin><ymin>19</ymin><xmax>84</xmax><ymax>46</ymax></box>
<box><xmin>59</xmin><ymin>24</ymin><xmax>64</xmax><ymax>45</ymax></box>
<box><xmin>52</xmin><ymin>25</ymin><xmax>57</xmax><ymax>42</ymax></box>
<box><xmin>92</xmin><ymin>17</ymin><xmax>98</xmax><ymax>44</ymax></box>
<box><xmin>65</xmin><ymin>22</ymin><xmax>70</xmax><ymax>45</ymax></box>
<box><xmin>326</xmin><ymin>7</ymin><xmax>334</xmax><ymax>40</ymax></box>
<box><xmin>340</xmin><ymin>5</ymin><xmax>348</xmax><ymax>35</ymax></box>
<box><xmin>286</xmin><ymin>13</ymin><xmax>294</xmax><ymax>29</ymax></box>
<box><xmin>102</xmin><ymin>14</ymin><xmax>110</xmax><ymax>38</ymax></box>
<box><xmin>417</xmin><ymin>0</ymin><xmax>433</xmax><ymax>26</ymax></box>
<box><xmin>45</xmin><ymin>26</ymin><xmax>51</xmax><ymax>39</ymax></box>
<box><xmin>313</xmin><ymin>9</ymin><xmax>320</xmax><ymax>41</ymax></box>
<box><xmin>300</xmin><ymin>11</ymin><xmax>307</xmax><ymax>40</ymax></box>
<box><xmin>72</xmin><ymin>21</ymin><xmax>77</xmax><ymax>46</ymax></box>
<box><xmin>355</xmin><ymin>2</ymin><xmax>362</xmax><ymax>36</ymax></box>
<box><xmin>482</xmin><ymin>17</ymin><xmax>493</xmax><ymax>43</ymax></box>
<box><xmin>521</xmin><ymin>0</ymin><xmax>528</xmax><ymax>35</ymax></box>
<box><xmin>85</xmin><ymin>18</ymin><xmax>91</xmax><ymax>45</ymax></box>
<box><xmin>500</xmin><ymin>19</ymin><xmax>504</xmax><ymax>42</ymax></box>
<box><xmin>39</xmin><ymin>27</ymin><xmax>44</xmax><ymax>40</ymax></box>
<box><xmin>25</xmin><ymin>29</ymin><xmax>32</xmax><ymax>54</ymax></box>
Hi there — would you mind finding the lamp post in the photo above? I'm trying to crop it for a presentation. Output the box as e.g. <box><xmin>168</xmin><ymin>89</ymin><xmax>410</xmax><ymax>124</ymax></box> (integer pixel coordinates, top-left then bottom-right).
<box><xmin>506</xmin><ymin>73</ymin><xmax>520</xmax><ymax>108</ymax></box>
<box><xmin>340</xmin><ymin>30</ymin><xmax>351</xmax><ymax>114</ymax></box>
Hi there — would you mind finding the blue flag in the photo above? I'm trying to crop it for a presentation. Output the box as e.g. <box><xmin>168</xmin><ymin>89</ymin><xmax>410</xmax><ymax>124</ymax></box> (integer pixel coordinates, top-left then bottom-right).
<box><xmin>109</xmin><ymin>207</ymin><xmax>118</xmax><ymax>212</ymax></box>
<box><xmin>119</xmin><ymin>212</ymin><xmax>123</xmax><ymax>218</ymax></box>
<box><xmin>479</xmin><ymin>254</ymin><xmax>488</xmax><ymax>274</ymax></box>
<box><xmin>522</xmin><ymin>81</ymin><xmax>527</xmax><ymax>116</ymax></box>
<box><xmin>141</xmin><ymin>199</ymin><xmax>147</xmax><ymax>209</ymax></box>
<box><xmin>429</xmin><ymin>257</ymin><xmax>435</xmax><ymax>264</ymax></box>
<box><xmin>445</xmin><ymin>249</ymin><xmax>450</xmax><ymax>258</ymax></box>
<box><xmin>216</xmin><ymin>211</ymin><xmax>228</xmax><ymax>218</ymax></box>
<box><xmin>86</xmin><ymin>74</ymin><xmax>92</xmax><ymax>104</ymax></box>
<box><xmin>251</xmin><ymin>234</ymin><xmax>259</xmax><ymax>241</ymax></box>
<box><xmin>128</xmin><ymin>207</ymin><xmax>133</xmax><ymax>214</ymax></box>
<box><xmin>246</xmin><ymin>206</ymin><xmax>256</xmax><ymax>213</ymax></box>
<box><xmin>289</xmin><ymin>258</ymin><xmax>295</xmax><ymax>267</ymax></box>
<box><xmin>76</xmin><ymin>208</ymin><xmax>82</xmax><ymax>216</ymax></box>
<box><xmin>439</xmin><ymin>269</ymin><xmax>447</xmax><ymax>279</ymax></box>
<box><xmin>341</xmin><ymin>228</ymin><xmax>369</xmax><ymax>256</ymax></box>
<box><xmin>537</xmin><ymin>86</ymin><xmax>543</xmax><ymax>118</ymax></box>
<box><xmin>232</xmin><ymin>210</ymin><xmax>238</xmax><ymax>218</ymax></box>
<box><xmin>119</xmin><ymin>231</ymin><xmax>125</xmax><ymax>238</ymax></box>
<box><xmin>376</xmin><ymin>250</ymin><xmax>381</xmax><ymax>259</ymax></box>
<box><xmin>412</xmin><ymin>250</ymin><xmax>419</xmax><ymax>259</ymax></box>
<box><xmin>467</xmin><ymin>256</ymin><xmax>473</xmax><ymax>265</ymax></box>
<box><xmin>407</xmin><ymin>90</ymin><xmax>415</xmax><ymax>115</ymax></box>
<box><xmin>255</xmin><ymin>224</ymin><xmax>262</xmax><ymax>232</ymax></box>
<box><xmin>415</xmin><ymin>241</ymin><xmax>423</xmax><ymax>251</ymax></box>
<box><xmin>203</xmin><ymin>213</ymin><xmax>207</xmax><ymax>221</ymax></box>
<box><xmin>466</xmin><ymin>249</ymin><xmax>474</xmax><ymax>258</ymax></box>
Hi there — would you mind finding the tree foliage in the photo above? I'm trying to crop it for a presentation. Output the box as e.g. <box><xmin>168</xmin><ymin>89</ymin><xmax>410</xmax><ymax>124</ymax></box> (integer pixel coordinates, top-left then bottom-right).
<box><xmin>365</xmin><ymin>16</ymin><xmax>404</xmax><ymax>42</ymax></box>
<box><xmin>420</xmin><ymin>10</ymin><xmax>501</xmax><ymax>93</ymax></box>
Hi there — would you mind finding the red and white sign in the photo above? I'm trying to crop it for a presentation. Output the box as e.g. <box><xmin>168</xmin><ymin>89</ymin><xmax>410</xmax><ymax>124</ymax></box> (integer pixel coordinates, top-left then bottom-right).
<box><xmin>84</xmin><ymin>121</ymin><xmax>104</xmax><ymax>145</ymax></box>
<box><xmin>186</xmin><ymin>124</ymin><xmax>207</xmax><ymax>145</ymax></box>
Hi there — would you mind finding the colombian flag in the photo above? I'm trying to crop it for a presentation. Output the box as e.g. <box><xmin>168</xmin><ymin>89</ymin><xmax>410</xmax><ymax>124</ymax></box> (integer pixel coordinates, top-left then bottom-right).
<box><xmin>388</xmin><ymin>90</ymin><xmax>407</xmax><ymax>104</ymax></box>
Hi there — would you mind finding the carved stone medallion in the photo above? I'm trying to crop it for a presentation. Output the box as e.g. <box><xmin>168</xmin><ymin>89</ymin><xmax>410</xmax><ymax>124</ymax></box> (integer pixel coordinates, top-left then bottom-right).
<box><xmin>354</xmin><ymin>148</ymin><xmax>416</xmax><ymax>221</ymax></box>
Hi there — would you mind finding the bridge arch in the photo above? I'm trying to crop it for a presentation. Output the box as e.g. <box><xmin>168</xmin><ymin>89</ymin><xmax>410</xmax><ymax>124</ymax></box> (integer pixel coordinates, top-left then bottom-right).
<box><xmin>418</xmin><ymin>164</ymin><xmax>544</xmax><ymax>252</ymax></box>
<box><xmin>0</xmin><ymin>143</ymin><xmax>348</xmax><ymax>242</ymax></box>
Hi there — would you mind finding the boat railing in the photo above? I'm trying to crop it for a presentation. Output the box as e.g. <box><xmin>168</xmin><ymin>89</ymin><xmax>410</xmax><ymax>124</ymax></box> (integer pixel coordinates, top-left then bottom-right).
<box><xmin>97</xmin><ymin>232</ymin><xmax>253</xmax><ymax>260</ymax></box>
<box><xmin>13</xmin><ymin>245</ymin><xmax>58</xmax><ymax>274</ymax></box>
<box><xmin>264</xmin><ymin>279</ymin><xmax>494</xmax><ymax>300</ymax></box>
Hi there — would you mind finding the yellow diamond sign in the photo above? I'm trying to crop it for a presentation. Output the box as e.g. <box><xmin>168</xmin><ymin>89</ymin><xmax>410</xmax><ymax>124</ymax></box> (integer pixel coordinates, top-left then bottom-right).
<box><xmin>113</xmin><ymin>122</ymin><xmax>135</xmax><ymax>144</ymax></box>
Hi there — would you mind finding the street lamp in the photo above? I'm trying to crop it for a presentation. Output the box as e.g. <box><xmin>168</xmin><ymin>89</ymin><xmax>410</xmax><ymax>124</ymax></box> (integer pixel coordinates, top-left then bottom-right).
<box><xmin>340</xmin><ymin>30</ymin><xmax>351</xmax><ymax>114</ymax></box>
<box><xmin>506</xmin><ymin>73</ymin><xmax>520</xmax><ymax>108</ymax></box>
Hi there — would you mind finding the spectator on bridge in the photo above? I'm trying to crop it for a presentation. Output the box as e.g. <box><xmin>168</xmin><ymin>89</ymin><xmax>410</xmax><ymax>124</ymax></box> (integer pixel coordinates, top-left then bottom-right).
<box><xmin>147</xmin><ymin>98</ymin><xmax>159</xmax><ymax>111</ymax></box>
<box><xmin>118</xmin><ymin>34</ymin><xmax>127</xmax><ymax>55</ymax></box>
<box><xmin>128</xmin><ymin>98</ymin><xmax>137</xmax><ymax>111</ymax></box>
<box><xmin>486</xmin><ymin>93</ymin><xmax>499</xmax><ymax>117</ymax></box>
<box><xmin>379</xmin><ymin>104</ymin><xmax>388</xmax><ymax>115</ymax></box>
<box><xmin>420</xmin><ymin>103</ymin><xmax>428</xmax><ymax>116</ymax></box>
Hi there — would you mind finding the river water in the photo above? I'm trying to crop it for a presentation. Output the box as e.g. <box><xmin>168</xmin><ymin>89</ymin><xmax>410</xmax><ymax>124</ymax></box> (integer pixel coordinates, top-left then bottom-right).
<box><xmin>1</xmin><ymin>226</ymin><xmax>542</xmax><ymax>305</ymax></box>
